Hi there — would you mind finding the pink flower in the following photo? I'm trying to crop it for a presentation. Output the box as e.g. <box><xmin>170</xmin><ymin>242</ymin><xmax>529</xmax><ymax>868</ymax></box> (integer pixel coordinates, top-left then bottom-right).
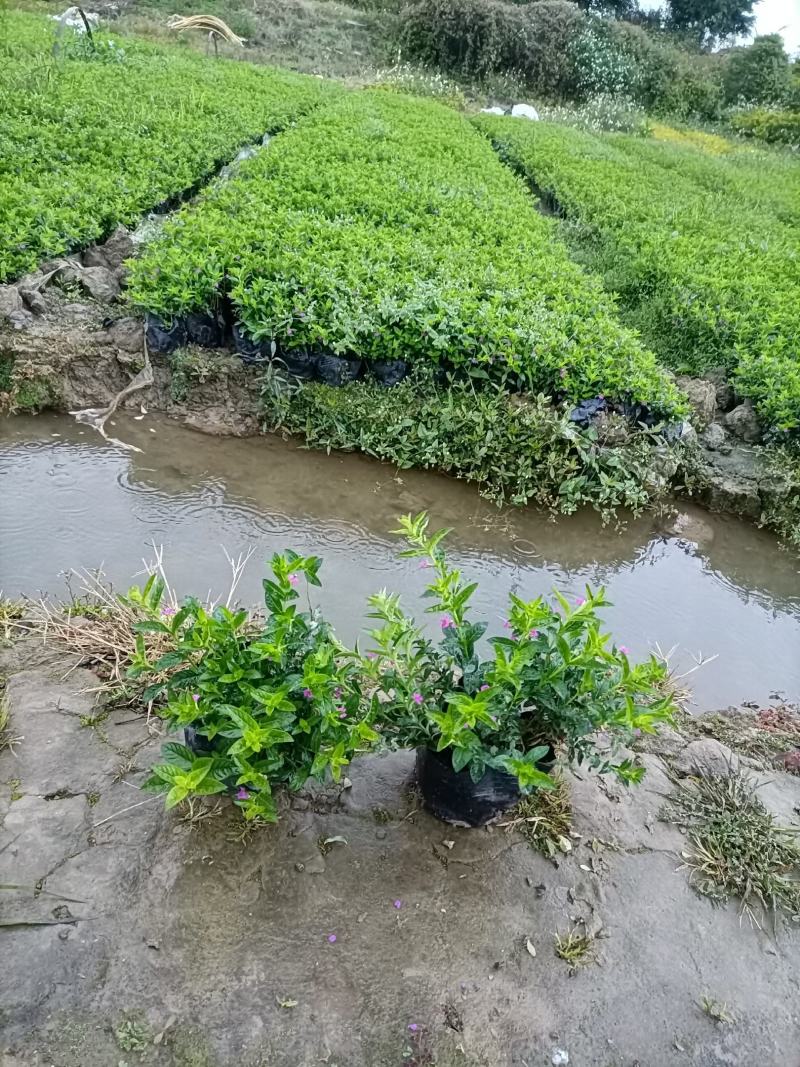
<box><xmin>440</xmin><ymin>616</ymin><xmax>454</xmax><ymax>630</ymax></box>
<box><xmin>161</xmin><ymin>605</ymin><xmax>176</xmax><ymax>617</ymax></box>
<box><xmin>619</xmin><ymin>645</ymin><xmax>630</xmax><ymax>655</ymax></box>
<box><xmin>288</xmin><ymin>573</ymin><xmax>299</xmax><ymax>586</ymax></box>
<box><xmin>412</xmin><ymin>692</ymin><xmax>423</xmax><ymax>705</ymax></box>
<box><xmin>529</xmin><ymin>629</ymin><xmax>538</xmax><ymax>638</ymax></box>
<box><xmin>192</xmin><ymin>693</ymin><xmax>200</xmax><ymax>702</ymax></box>
<box><xmin>408</xmin><ymin>1023</ymin><xmax>418</xmax><ymax>1032</ymax></box>
<box><xmin>303</xmin><ymin>688</ymin><xmax>314</xmax><ymax>699</ymax></box>
<box><xmin>418</xmin><ymin>560</ymin><xmax>432</xmax><ymax>569</ymax></box>
<box><xmin>480</xmin><ymin>684</ymin><xmax>490</xmax><ymax>691</ymax></box>
<box><xmin>503</xmin><ymin>619</ymin><xmax>511</xmax><ymax>629</ymax></box>
<box><xmin>339</xmin><ymin>710</ymin><xmax>348</xmax><ymax>719</ymax></box>
<box><xmin>236</xmin><ymin>787</ymin><xmax>250</xmax><ymax>800</ymax></box>
<box><xmin>327</xmin><ymin>933</ymin><xmax>337</xmax><ymax>943</ymax></box>
<box><xmin>393</xmin><ymin>899</ymin><xmax>402</xmax><ymax>909</ymax></box>
<box><xmin>575</xmin><ymin>597</ymin><xmax>586</xmax><ymax>607</ymax></box>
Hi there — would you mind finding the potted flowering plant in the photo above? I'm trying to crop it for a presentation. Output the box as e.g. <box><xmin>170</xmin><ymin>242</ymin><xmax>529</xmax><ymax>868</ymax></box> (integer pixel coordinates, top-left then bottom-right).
<box><xmin>362</xmin><ymin>514</ymin><xmax>676</xmax><ymax>826</ymax></box>
<box><xmin>140</xmin><ymin>551</ymin><xmax>378</xmax><ymax>821</ymax></box>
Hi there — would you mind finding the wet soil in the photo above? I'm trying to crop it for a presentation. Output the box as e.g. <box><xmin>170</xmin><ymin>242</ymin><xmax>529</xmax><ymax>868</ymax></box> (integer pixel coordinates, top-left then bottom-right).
<box><xmin>2</xmin><ymin>413</ymin><xmax>799</xmax><ymax>708</ymax></box>
<box><xmin>1</xmin><ymin>640</ymin><xmax>800</xmax><ymax>1066</ymax></box>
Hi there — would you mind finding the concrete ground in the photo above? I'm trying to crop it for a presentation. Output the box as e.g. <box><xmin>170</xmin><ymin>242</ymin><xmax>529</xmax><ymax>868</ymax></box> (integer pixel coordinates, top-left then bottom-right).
<box><xmin>1</xmin><ymin>639</ymin><xmax>799</xmax><ymax>1067</ymax></box>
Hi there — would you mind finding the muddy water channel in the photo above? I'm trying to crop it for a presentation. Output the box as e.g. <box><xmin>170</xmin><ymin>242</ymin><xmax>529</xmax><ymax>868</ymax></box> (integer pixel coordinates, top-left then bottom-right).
<box><xmin>1</xmin><ymin>413</ymin><xmax>799</xmax><ymax>707</ymax></box>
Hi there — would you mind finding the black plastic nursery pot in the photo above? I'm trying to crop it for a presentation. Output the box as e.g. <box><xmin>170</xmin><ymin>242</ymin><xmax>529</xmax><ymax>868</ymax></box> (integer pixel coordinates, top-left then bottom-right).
<box><xmin>232</xmin><ymin>323</ymin><xmax>269</xmax><ymax>363</ymax></box>
<box><xmin>185</xmin><ymin>310</ymin><xmax>225</xmax><ymax>348</ymax></box>
<box><xmin>316</xmin><ymin>352</ymin><xmax>362</xmax><ymax>386</ymax></box>
<box><xmin>281</xmin><ymin>348</ymin><xmax>319</xmax><ymax>380</ymax></box>
<box><xmin>145</xmin><ymin>312</ymin><xmax>187</xmax><ymax>354</ymax></box>
<box><xmin>415</xmin><ymin>746</ymin><xmax>521</xmax><ymax>828</ymax></box>
<box><xmin>370</xmin><ymin>358</ymin><xmax>409</xmax><ymax>387</ymax></box>
<box><xmin>184</xmin><ymin>726</ymin><xmax>239</xmax><ymax>792</ymax></box>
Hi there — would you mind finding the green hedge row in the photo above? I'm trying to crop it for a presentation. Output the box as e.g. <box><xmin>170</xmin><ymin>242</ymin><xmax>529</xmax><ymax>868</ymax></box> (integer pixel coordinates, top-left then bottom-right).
<box><xmin>729</xmin><ymin>109</ymin><xmax>800</xmax><ymax>148</ymax></box>
<box><xmin>129</xmin><ymin>90</ymin><xmax>681</xmax><ymax>416</ymax></box>
<box><xmin>0</xmin><ymin>11</ymin><xmax>333</xmax><ymax>281</ymax></box>
<box><xmin>474</xmin><ymin>115</ymin><xmax>800</xmax><ymax>433</ymax></box>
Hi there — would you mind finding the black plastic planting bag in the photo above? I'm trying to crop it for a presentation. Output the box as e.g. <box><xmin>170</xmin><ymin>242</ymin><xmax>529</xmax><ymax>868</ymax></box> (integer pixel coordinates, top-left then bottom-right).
<box><xmin>185</xmin><ymin>310</ymin><xmax>225</xmax><ymax>348</ymax></box>
<box><xmin>145</xmin><ymin>312</ymin><xmax>186</xmax><ymax>354</ymax></box>
<box><xmin>316</xmin><ymin>353</ymin><xmax>362</xmax><ymax>386</ymax></box>
<box><xmin>233</xmin><ymin>324</ymin><xmax>270</xmax><ymax>364</ymax></box>
<box><xmin>281</xmin><ymin>348</ymin><xmax>319</xmax><ymax>380</ymax></box>
<box><xmin>184</xmin><ymin>727</ymin><xmax>238</xmax><ymax>791</ymax></box>
<box><xmin>415</xmin><ymin>746</ymin><xmax>520</xmax><ymax>827</ymax></box>
<box><xmin>370</xmin><ymin>359</ymin><xmax>408</xmax><ymax>387</ymax></box>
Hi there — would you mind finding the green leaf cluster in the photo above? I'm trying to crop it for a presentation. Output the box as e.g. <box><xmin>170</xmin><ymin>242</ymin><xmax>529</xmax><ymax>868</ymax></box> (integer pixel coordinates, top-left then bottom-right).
<box><xmin>129</xmin><ymin>90</ymin><xmax>682</xmax><ymax>417</ymax></box>
<box><xmin>140</xmin><ymin>552</ymin><xmax>377</xmax><ymax>821</ymax></box>
<box><xmin>361</xmin><ymin>513</ymin><xmax>676</xmax><ymax>788</ymax></box>
<box><xmin>474</xmin><ymin>114</ymin><xmax>800</xmax><ymax>434</ymax></box>
<box><xmin>0</xmin><ymin>10</ymin><xmax>332</xmax><ymax>281</ymax></box>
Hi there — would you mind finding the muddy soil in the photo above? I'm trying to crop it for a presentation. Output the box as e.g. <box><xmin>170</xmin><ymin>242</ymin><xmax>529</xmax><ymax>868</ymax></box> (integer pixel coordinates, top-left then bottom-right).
<box><xmin>2</xmin><ymin>639</ymin><xmax>799</xmax><ymax>1067</ymax></box>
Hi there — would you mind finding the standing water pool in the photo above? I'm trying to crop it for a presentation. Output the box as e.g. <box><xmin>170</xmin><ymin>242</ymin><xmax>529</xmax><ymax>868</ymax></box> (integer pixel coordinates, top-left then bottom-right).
<box><xmin>1</xmin><ymin>414</ymin><xmax>798</xmax><ymax>708</ymax></box>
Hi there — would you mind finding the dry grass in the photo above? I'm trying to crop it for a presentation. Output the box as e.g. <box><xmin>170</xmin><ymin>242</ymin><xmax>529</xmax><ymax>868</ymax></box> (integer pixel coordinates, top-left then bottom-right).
<box><xmin>500</xmin><ymin>772</ymin><xmax>572</xmax><ymax>858</ymax></box>
<box><xmin>28</xmin><ymin>546</ymin><xmax>254</xmax><ymax>707</ymax></box>
<box><xmin>662</xmin><ymin>772</ymin><xmax>800</xmax><ymax>927</ymax></box>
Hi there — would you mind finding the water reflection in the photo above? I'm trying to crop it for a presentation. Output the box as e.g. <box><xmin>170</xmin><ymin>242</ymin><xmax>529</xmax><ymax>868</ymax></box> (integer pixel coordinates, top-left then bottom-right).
<box><xmin>1</xmin><ymin>414</ymin><xmax>798</xmax><ymax>707</ymax></box>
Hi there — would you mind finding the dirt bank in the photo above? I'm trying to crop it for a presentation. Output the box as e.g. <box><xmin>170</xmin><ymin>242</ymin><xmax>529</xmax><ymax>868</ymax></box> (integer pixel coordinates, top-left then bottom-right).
<box><xmin>2</xmin><ymin>637</ymin><xmax>799</xmax><ymax>1066</ymax></box>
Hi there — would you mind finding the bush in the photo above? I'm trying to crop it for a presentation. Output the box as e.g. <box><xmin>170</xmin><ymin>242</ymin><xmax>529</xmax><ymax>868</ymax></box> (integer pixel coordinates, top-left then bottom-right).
<box><xmin>723</xmin><ymin>34</ymin><xmax>792</xmax><ymax>107</ymax></box>
<box><xmin>141</xmin><ymin>552</ymin><xmax>378</xmax><ymax>821</ymax></box>
<box><xmin>130</xmin><ymin>91</ymin><xmax>681</xmax><ymax>416</ymax></box>
<box><xmin>364</xmin><ymin>513</ymin><xmax>675</xmax><ymax>788</ymax></box>
<box><xmin>0</xmin><ymin>10</ymin><xmax>333</xmax><ymax>281</ymax></box>
<box><xmin>729</xmin><ymin>108</ymin><xmax>800</xmax><ymax>147</ymax></box>
<box><xmin>399</xmin><ymin>0</ymin><xmax>585</xmax><ymax>98</ymax></box>
<box><xmin>474</xmin><ymin>114</ymin><xmax>800</xmax><ymax>432</ymax></box>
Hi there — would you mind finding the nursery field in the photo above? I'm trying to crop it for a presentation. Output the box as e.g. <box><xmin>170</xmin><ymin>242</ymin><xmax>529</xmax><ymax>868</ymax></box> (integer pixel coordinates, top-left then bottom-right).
<box><xmin>474</xmin><ymin>115</ymin><xmax>800</xmax><ymax>433</ymax></box>
<box><xmin>129</xmin><ymin>90</ymin><xmax>680</xmax><ymax>415</ymax></box>
<box><xmin>0</xmin><ymin>9</ymin><xmax>332</xmax><ymax>281</ymax></box>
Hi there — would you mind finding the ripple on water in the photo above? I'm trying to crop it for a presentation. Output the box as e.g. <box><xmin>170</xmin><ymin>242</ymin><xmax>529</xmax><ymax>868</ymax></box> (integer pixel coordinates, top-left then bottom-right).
<box><xmin>1</xmin><ymin>413</ymin><xmax>798</xmax><ymax>707</ymax></box>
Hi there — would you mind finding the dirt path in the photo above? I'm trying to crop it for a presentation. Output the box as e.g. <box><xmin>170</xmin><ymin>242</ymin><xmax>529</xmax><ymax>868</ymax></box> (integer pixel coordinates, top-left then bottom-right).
<box><xmin>1</xmin><ymin>640</ymin><xmax>799</xmax><ymax>1066</ymax></box>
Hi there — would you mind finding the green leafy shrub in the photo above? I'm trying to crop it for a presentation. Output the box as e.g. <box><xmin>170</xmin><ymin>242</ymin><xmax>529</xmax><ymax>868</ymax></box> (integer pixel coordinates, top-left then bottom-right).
<box><xmin>474</xmin><ymin>114</ymin><xmax>800</xmax><ymax>432</ymax></box>
<box><xmin>362</xmin><ymin>513</ymin><xmax>676</xmax><ymax>787</ymax></box>
<box><xmin>722</xmin><ymin>34</ymin><xmax>793</xmax><ymax>107</ymax></box>
<box><xmin>141</xmin><ymin>551</ymin><xmax>377</xmax><ymax>820</ymax></box>
<box><xmin>130</xmin><ymin>90</ymin><xmax>680</xmax><ymax>416</ymax></box>
<box><xmin>0</xmin><ymin>10</ymin><xmax>333</xmax><ymax>281</ymax></box>
<box><xmin>729</xmin><ymin>108</ymin><xmax>800</xmax><ymax>147</ymax></box>
<box><xmin>398</xmin><ymin>0</ymin><xmax>585</xmax><ymax>97</ymax></box>
<box><xmin>261</xmin><ymin>367</ymin><xmax>686</xmax><ymax>519</ymax></box>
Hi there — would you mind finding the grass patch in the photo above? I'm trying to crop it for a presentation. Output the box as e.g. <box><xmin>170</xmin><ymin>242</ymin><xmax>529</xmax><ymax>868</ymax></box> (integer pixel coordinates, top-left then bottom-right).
<box><xmin>554</xmin><ymin>925</ymin><xmax>597</xmax><ymax>971</ymax></box>
<box><xmin>662</xmin><ymin>772</ymin><xmax>800</xmax><ymax>925</ymax></box>
<box><xmin>501</xmin><ymin>773</ymin><xmax>571</xmax><ymax>857</ymax></box>
<box><xmin>699</xmin><ymin>994</ymin><xmax>736</xmax><ymax>1025</ymax></box>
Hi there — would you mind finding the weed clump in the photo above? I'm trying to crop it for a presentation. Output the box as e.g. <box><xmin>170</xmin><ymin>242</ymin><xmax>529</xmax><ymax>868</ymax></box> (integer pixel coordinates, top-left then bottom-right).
<box><xmin>662</xmin><ymin>772</ymin><xmax>800</xmax><ymax>924</ymax></box>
